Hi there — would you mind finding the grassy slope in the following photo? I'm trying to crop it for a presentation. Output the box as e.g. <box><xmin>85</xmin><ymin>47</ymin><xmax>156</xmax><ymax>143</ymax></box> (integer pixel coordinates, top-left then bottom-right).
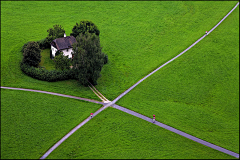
<box><xmin>47</xmin><ymin>107</ymin><xmax>235</xmax><ymax>159</ymax></box>
<box><xmin>118</xmin><ymin>5</ymin><xmax>239</xmax><ymax>153</ymax></box>
<box><xmin>1</xmin><ymin>1</ymin><xmax>237</xmax><ymax>100</ymax></box>
<box><xmin>1</xmin><ymin>89</ymin><xmax>102</xmax><ymax>159</ymax></box>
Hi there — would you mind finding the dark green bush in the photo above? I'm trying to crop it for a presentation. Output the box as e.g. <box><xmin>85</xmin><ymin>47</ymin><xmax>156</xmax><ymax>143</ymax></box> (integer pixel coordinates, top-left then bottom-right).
<box><xmin>55</xmin><ymin>50</ymin><xmax>61</xmax><ymax>57</ymax></box>
<box><xmin>21</xmin><ymin>41</ymin><xmax>32</xmax><ymax>53</ymax></box>
<box><xmin>70</xmin><ymin>20</ymin><xmax>100</xmax><ymax>38</ymax></box>
<box><xmin>54</xmin><ymin>52</ymin><xmax>70</xmax><ymax>71</ymax></box>
<box><xmin>37</xmin><ymin>38</ymin><xmax>50</xmax><ymax>49</ymax></box>
<box><xmin>20</xmin><ymin>62</ymin><xmax>75</xmax><ymax>82</ymax></box>
<box><xmin>22</xmin><ymin>41</ymin><xmax>41</xmax><ymax>67</ymax></box>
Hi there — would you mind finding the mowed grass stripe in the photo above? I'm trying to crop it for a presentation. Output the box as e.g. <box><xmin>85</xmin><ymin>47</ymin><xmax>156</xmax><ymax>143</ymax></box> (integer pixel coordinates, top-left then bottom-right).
<box><xmin>118</xmin><ymin>5</ymin><xmax>239</xmax><ymax>153</ymax></box>
<box><xmin>1</xmin><ymin>1</ymin><xmax>237</xmax><ymax>100</ymax></box>
<box><xmin>47</xmin><ymin>108</ymin><xmax>235</xmax><ymax>159</ymax></box>
<box><xmin>1</xmin><ymin>89</ymin><xmax>102</xmax><ymax>159</ymax></box>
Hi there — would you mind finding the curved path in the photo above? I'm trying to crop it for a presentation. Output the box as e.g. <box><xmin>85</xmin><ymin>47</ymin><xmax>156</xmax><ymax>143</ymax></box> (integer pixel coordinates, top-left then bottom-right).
<box><xmin>0</xmin><ymin>86</ymin><xmax>105</xmax><ymax>105</ymax></box>
<box><xmin>112</xmin><ymin>104</ymin><xmax>239</xmax><ymax>158</ymax></box>
<box><xmin>1</xmin><ymin>86</ymin><xmax>107</xmax><ymax>159</ymax></box>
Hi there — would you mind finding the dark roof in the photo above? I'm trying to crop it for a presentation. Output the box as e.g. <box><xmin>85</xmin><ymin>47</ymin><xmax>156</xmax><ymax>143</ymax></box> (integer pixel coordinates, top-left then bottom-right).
<box><xmin>50</xmin><ymin>36</ymin><xmax>77</xmax><ymax>50</ymax></box>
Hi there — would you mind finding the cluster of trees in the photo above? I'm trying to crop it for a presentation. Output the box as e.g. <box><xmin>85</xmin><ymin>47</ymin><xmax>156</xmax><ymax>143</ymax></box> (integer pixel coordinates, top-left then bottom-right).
<box><xmin>21</xmin><ymin>20</ymin><xmax>108</xmax><ymax>86</ymax></box>
<box><xmin>46</xmin><ymin>24</ymin><xmax>65</xmax><ymax>45</ymax></box>
<box><xmin>70</xmin><ymin>20</ymin><xmax>100</xmax><ymax>37</ymax></box>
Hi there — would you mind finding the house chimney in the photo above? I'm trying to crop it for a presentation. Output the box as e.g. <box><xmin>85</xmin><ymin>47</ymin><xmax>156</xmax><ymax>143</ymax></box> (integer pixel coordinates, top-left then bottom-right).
<box><xmin>64</xmin><ymin>33</ymin><xmax>66</xmax><ymax>37</ymax></box>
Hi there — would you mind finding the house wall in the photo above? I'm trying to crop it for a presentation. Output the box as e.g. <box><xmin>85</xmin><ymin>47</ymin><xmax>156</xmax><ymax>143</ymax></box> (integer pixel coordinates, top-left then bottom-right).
<box><xmin>62</xmin><ymin>48</ymin><xmax>73</xmax><ymax>59</ymax></box>
<box><xmin>51</xmin><ymin>45</ymin><xmax>73</xmax><ymax>59</ymax></box>
<box><xmin>51</xmin><ymin>46</ymin><xmax>57</xmax><ymax>57</ymax></box>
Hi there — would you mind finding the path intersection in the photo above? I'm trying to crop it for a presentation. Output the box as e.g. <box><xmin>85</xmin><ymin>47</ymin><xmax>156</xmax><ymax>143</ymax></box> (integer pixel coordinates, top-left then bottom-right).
<box><xmin>1</xmin><ymin>2</ymin><xmax>239</xmax><ymax>159</ymax></box>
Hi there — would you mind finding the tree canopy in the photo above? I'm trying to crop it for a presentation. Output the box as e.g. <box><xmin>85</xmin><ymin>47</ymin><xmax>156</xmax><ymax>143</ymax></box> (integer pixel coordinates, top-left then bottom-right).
<box><xmin>22</xmin><ymin>41</ymin><xmax>41</xmax><ymax>67</ymax></box>
<box><xmin>46</xmin><ymin>24</ymin><xmax>65</xmax><ymax>45</ymax></box>
<box><xmin>72</xmin><ymin>32</ymin><xmax>105</xmax><ymax>86</ymax></box>
<box><xmin>70</xmin><ymin>20</ymin><xmax>100</xmax><ymax>38</ymax></box>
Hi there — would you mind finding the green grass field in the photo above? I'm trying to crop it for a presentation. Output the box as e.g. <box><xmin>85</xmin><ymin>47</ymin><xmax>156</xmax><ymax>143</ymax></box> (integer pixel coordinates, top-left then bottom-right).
<box><xmin>47</xmin><ymin>107</ymin><xmax>235</xmax><ymax>159</ymax></box>
<box><xmin>118</xmin><ymin>4</ymin><xmax>239</xmax><ymax>154</ymax></box>
<box><xmin>1</xmin><ymin>1</ymin><xmax>238</xmax><ymax>100</ymax></box>
<box><xmin>39</xmin><ymin>49</ymin><xmax>56</xmax><ymax>70</ymax></box>
<box><xmin>1</xmin><ymin>89</ymin><xmax>102</xmax><ymax>159</ymax></box>
<box><xmin>1</xmin><ymin>1</ymin><xmax>239</xmax><ymax>159</ymax></box>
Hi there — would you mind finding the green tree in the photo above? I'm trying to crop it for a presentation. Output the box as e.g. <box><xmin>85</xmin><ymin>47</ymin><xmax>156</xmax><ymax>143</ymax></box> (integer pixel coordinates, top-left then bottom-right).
<box><xmin>54</xmin><ymin>52</ymin><xmax>70</xmax><ymax>71</ymax></box>
<box><xmin>22</xmin><ymin>41</ymin><xmax>41</xmax><ymax>67</ymax></box>
<box><xmin>72</xmin><ymin>32</ymin><xmax>105</xmax><ymax>86</ymax></box>
<box><xmin>46</xmin><ymin>24</ymin><xmax>65</xmax><ymax>45</ymax></box>
<box><xmin>70</xmin><ymin>20</ymin><xmax>100</xmax><ymax>38</ymax></box>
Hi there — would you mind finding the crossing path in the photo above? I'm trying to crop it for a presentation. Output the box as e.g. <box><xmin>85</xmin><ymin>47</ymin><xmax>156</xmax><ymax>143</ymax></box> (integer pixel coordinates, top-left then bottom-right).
<box><xmin>1</xmin><ymin>2</ymin><xmax>239</xmax><ymax>159</ymax></box>
<box><xmin>1</xmin><ymin>86</ymin><xmax>239</xmax><ymax>158</ymax></box>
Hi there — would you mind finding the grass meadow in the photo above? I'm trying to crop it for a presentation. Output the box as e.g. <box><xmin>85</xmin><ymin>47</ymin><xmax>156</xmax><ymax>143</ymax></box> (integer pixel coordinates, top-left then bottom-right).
<box><xmin>1</xmin><ymin>1</ymin><xmax>238</xmax><ymax>100</ymax></box>
<box><xmin>1</xmin><ymin>89</ymin><xmax>102</xmax><ymax>159</ymax></box>
<box><xmin>39</xmin><ymin>49</ymin><xmax>55</xmax><ymax>70</ymax></box>
<box><xmin>1</xmin><ymin>1</ymin><xmax>239</xmax><ymax>159</ymax></box>
<box><xmin>47</xmin><ymin>107</ymin><xmax>234</xmax><ymax>159</ymax></box>
<box><xmin>118</xmin><ymin>4</ymin><xmax>239</xmax><ymax>154</ymax></box>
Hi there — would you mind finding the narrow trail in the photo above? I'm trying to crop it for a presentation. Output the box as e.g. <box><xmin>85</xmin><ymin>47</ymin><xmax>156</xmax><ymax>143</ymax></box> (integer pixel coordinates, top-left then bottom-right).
<box><xmin>0</xmin><ymin>86</ymin><xmax>104</xmax><ymax>105</ymax></box>
<box><xmin>88</xmin><ymin>81</ymin><xmax>110</xmax><ymax>103</ymax></box>
<box><xmin>2</xmin><ymin>86</ymin><xmax>238</xmax><ymax>158</ymax></box>
<box><xmin>1</xmin><ymin>2</ymin><xmax>239</xmax><ymax>159</ymax></box>
<box><xmin>112</xmin><ymin>104</ymin><xmax>239</xmax><ymax>159</ymax></box>
<box><xmin>39</xmin><ymin>105</ymin><xmax>109</xmax><ymax>159</ymax></box>
<box><xmin>106</xmin><ymin>2</ymin><xmax>240</xmax><ymax>107</ymax></box>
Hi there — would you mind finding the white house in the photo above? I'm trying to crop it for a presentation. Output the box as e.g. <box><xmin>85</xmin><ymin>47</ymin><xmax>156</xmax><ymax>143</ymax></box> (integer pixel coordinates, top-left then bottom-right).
<box><xmin>50</xmin><ymin>33</ymin><xmax>77</xmax><ymax>59</ymax></box>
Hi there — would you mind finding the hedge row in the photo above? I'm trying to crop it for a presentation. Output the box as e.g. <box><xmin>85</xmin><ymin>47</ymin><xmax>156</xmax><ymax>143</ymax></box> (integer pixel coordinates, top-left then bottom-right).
<box><xmin>20</xmin><ymin>62</ymin><xmax>76</xmax><ymax>82</ymax></box>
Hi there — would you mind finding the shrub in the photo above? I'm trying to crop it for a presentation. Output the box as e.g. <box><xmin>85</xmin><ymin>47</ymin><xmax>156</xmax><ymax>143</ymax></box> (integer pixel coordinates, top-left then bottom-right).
<box><xmin>55</xmin><ymin>50</ymin><xmax>61</xmax><ymax>57</ymax></box>
<box><xmin>22</xmin><ymin>41</ymin><xmax>41</xmax><ymax>67</ymax></box>
<box><xmin>54</xmin><ymin>52</ymin><xmax>70</xmax><ymax>71</ymax></box>
<box><xmin>46</xmin><ymin>24</ymin><xmax>65</xmax><ymax>45</ymax></box>
<box><xmin>20</xmin><ymin>62</ymin><xmax>75</xmax><ymax>82</ymax></box>
<box><xmin>37</xmin><ymin>38</ymin><xmax>50</xmax><ymax>49</ymax></box>
<box><xmin>70</xmin><ymin>20</ymin><xmax>100</xmax><ymax>38</ymax></box>
<box><xmin>21</xmin><ymin>41</ymin><xmax>32</xmax><ymax>53</ymax></box>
